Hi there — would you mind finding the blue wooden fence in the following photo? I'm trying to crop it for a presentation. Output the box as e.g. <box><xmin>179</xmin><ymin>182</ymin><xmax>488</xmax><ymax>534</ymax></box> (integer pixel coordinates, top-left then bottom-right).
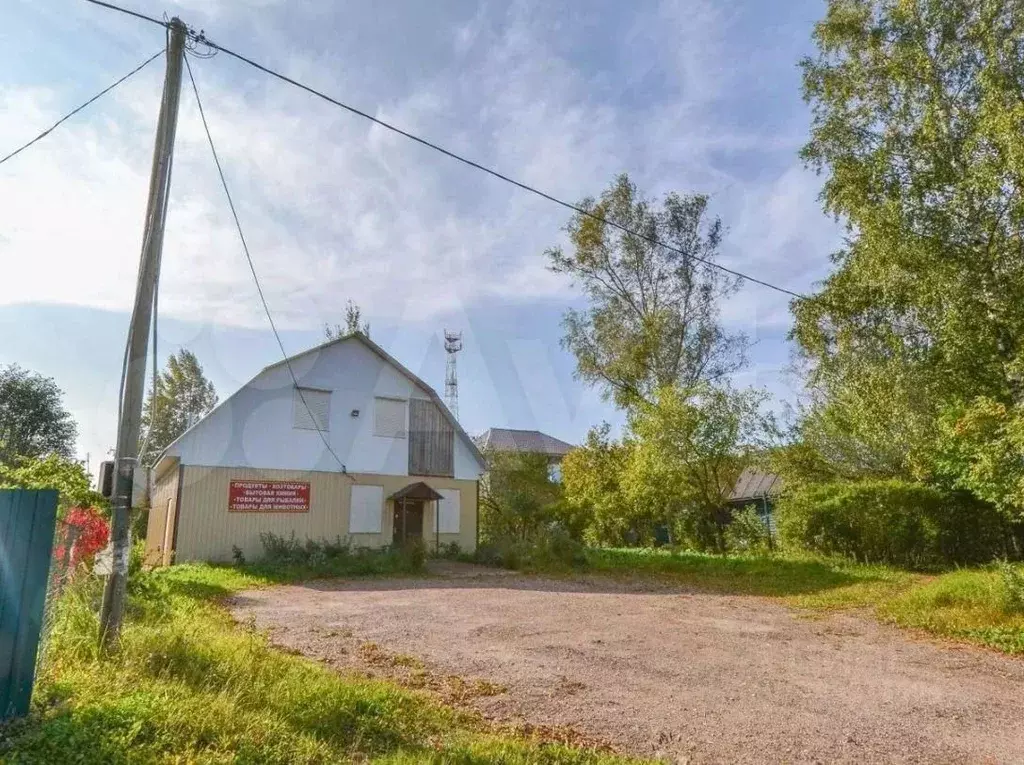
<box><xmin>0</xmin><ymin>489</ymin><xmax>58</xmax><ymax>722</ymax></box>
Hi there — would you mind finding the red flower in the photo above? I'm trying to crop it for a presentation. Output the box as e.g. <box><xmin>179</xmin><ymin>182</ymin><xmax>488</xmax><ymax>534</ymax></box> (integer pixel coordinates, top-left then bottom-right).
<box><xmin>57</xmin><ymin>506</ymin><xmax>110</xmax><ymax>571</ymax></box>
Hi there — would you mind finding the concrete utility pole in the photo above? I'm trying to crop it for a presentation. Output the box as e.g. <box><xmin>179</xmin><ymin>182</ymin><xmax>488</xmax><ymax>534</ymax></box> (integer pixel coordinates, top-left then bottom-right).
<box><xmin>99</xmin><ymin>18</ymin><xmax>187</xmax><ymax>649</ymax></box>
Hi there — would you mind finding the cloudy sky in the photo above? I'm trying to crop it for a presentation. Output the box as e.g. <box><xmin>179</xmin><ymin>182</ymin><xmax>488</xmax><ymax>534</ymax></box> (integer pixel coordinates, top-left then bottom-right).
<box><xmin>1</xmin><ymin>0</ymin><xmax>840</xmax><ymax>470</ymax></box>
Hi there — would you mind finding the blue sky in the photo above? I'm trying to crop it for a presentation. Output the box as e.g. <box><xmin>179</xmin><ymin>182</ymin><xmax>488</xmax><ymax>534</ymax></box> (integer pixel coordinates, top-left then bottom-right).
<box><xmin>0</xmin><ymin>0</ymin><xmax>840</xmax><ymax>470</ymax></box>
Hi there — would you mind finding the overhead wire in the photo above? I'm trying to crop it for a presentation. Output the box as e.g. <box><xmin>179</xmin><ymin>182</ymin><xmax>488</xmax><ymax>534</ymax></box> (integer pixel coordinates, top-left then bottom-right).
<box><xmin>82</xmin><ymin>0</ymin><xmax>808</xmax><ymax>301</ymax></box>
<box><xmin>191</xmin><ymin>35</ymin><xmax>808</xmax><ymax>300</ymax></box>
<box><xmin>184</xmin><ymin>53</ymin><xmax>353</xmax><ymax>477</ymax></box>
<box><xmin>0</xmin><ymin>49</ymin><xmax>163</xmax><ymax>167</ymax></box>
<box><xmin>82</xmin><ymin>0</ymin><xmax>168</xmax><ymax>29</ymax></box>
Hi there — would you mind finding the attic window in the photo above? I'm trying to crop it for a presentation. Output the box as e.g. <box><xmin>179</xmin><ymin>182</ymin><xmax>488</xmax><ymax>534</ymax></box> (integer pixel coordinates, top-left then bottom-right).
<box><xmin>374</xmin><ymin>397</ymin><xmax>407</xmax><ymax>438</ymax></box>
<box><xmin>293</xmin><ymin>387</ymin><xmax>330</xmax><ymax>431</ymax></box>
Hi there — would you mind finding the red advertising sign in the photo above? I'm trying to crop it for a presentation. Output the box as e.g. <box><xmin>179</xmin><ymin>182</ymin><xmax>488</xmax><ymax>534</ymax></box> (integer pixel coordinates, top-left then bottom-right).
<box><xmin>228</xmin><ymin>480</ymin><xmax>310</xmax><ymax>513</ymax></box>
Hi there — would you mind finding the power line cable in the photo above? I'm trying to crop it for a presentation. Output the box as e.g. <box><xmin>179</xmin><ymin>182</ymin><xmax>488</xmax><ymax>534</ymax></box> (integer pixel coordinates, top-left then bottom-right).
<box><xmin>184</xmin><ymin>55</ymin><xmax>352</xmax><ymax>477</ymax></box>
<box><xmin>193</xmin><ymin>39</ymin><xmax>806</xmax><ymax>300</ymax></box>
<box><xmin>0</xmin><ymin>49</ymin><xmax>163</xmax><ymax>167</ymax></box>
<box><xmin>85</xmin><ymin>1</ymin><xmax>805</xmax><ymax>300</ymax></box>
<box><xmin>83</xmin><ymin>0</ymin><xmax>168</xmax><ymax>29</ymax></box>
<box><xmin>84</xmin><ymin>0</ymin><xmax>807</xmax><ymax>299</ymax></box>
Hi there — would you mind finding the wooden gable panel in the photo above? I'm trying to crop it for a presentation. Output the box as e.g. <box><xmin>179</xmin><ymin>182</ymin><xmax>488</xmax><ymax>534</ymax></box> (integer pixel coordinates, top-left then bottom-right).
<box><xmin>408</xmin><ymin>398</ymin><xmax>454</xmax><ymax>477</ymax></box>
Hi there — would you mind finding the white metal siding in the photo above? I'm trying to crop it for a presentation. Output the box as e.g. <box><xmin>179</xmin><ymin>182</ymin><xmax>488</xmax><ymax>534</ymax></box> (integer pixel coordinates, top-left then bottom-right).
<box><xmin>163</xmin><ymin>337</ymin><xmax>485</xmax><ymax>478</ymax></box>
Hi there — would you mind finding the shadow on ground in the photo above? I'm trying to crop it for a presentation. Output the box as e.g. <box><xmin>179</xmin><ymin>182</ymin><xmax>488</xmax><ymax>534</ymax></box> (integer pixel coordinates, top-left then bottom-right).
<box><xmin>234</xmin><ymin>555</ymin><xmax>894</xmax><ymax>601</ymax></box>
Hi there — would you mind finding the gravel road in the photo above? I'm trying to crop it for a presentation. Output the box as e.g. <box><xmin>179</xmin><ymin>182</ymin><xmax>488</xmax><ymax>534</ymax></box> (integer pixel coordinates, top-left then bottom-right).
<box><xmin>230</xmin><ymin>564</ymin><xmax>1024</xmax><ymax>763</ymax></box>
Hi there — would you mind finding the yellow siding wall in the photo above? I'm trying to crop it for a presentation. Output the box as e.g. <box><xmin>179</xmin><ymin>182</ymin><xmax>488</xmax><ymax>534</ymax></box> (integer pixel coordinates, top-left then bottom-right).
<box><xmin>167</xmin><ymin>465</ymin><xmax>478</xmax><ymax>564</ymax></box>
<box><xmin>145</xmin><ymin>462</ymin><xmax>180</xmax><ymax>566</ymax></box>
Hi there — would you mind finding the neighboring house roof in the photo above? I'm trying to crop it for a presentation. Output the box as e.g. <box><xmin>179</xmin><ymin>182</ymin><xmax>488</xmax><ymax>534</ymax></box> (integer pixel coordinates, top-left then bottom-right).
<box><xmin>729</xmin><ymin>467</ymin><xmax>783</xmax><ymax>503</ymax></box>
<box><xmin>476</xmin><ymin>428</ymin><xmax>574</xmax><ymax>458</ymax></box>
<box><xmin>153</xmin><ymin>331</ymin><xmax>485</xmax><ymax>473</ymax></box>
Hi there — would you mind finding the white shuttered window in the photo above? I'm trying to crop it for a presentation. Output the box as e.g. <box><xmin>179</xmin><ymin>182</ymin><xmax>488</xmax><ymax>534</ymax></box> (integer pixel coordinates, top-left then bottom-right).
<box><xmin>374</xmin><ymin>397</ymin><xmax>407</xmax><ymax>438</ymax></box>
<box><xmin>349</xmin><ymin>485</ymin><xmax>383</xmax><ymax>533</ymax></box>
<box><xmin>293</xmin><ymin>387</ymin><xmax>330</xmax><ymax>431</ymax></box>
<box><xmin>438</xmin><ymin>488</ymin><xmax>461</xmax><ymax>533</ymax></box>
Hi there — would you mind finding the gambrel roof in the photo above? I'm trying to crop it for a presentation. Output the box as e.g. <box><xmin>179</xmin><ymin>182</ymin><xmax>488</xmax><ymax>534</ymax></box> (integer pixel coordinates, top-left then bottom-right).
<box><xmin>153</xmin><ymin>331</ymin><xmax>485</xmax><ymax>475</ymax></box>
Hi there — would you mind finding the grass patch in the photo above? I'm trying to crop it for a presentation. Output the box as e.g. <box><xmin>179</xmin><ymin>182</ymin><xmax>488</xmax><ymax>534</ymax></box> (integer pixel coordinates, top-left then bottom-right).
<box><xmin>584</xmin><ymin>547</ymin><xmax>915</xmax><ymax>601</ymax></box>
<box><xmin>877</xmin><ymin>566</ymin><xmax>1024</xmax><ymax>654</ymax></box>
<box><xmin>541</xmin><ymin>547</ymin><xmax>1024</xmax><ymax>655</ymax></box>
<box><xmin>0</xmin><ymin>559</ymin><xmax>637</xmax><ymax>764</ymax></box>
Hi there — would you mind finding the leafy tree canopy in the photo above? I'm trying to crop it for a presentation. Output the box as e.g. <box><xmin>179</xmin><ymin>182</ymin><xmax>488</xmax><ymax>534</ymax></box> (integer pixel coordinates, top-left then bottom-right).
<box><xmin>562</xmin><ymin>387</ymin><xmax>776</xmax><ymax>550</ymax></box>
<box><xmin>624</xmin><ymin>384</ymin><xmax>777</xmax><ymax>551</ymax></box>
<box><xmin>139</xmin><ymin>350</ymin><xmax>218</xmax><ymax>468</ymax></box>
<box><xmin>479</xmin><ymin>449</ymin><xmax>566</xmax><ymax>543</ymax></box>
<box><xmin>793</xmin><ymin>0</ymin><xmax>1024</xmax><ymax>483</ymax></box>
<box><xmin>0</xmin><ymin>453</ymin><xmax>106</xmax><ymax>518</ymax></box>
<box><xmin>560</xmin><ymin>423</ymin><xmax>634</xmax><ymax>546</ymax></box>
<box><xmin>934</xmin><ymin>397</ymin><xmax>1024</xmax><ymax>521</ymax></box>
<box><xmin>548</xmin><ymin>174</ymin><xmax>746</xmax><ymax>408</ymax></box>
<box><xmin>0</xmin><ymin>364</ymin><xmax>77</xmax><ymax>464</ymax></box>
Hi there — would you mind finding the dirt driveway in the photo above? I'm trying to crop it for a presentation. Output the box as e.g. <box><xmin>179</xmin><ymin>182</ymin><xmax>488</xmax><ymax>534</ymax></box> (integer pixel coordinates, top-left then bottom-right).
<box><xmin>231</xmin><ymin>564</ymin><xmax>1024</xmax><ymax>763</ymax></box>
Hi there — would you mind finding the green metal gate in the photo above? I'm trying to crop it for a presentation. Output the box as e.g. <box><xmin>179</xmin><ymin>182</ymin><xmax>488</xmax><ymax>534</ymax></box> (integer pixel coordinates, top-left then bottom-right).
<box><xmin>1</xmin><ymin>489</ymin><xmax>58</xmax><ymax>721</ymax></box>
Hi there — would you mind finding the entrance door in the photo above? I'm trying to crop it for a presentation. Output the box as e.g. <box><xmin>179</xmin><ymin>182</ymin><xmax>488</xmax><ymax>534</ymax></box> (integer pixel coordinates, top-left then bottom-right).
<box><xmin>393</xmin><ymin>500</ymin><xmax>424</xmax><ymax>546</ymax></box>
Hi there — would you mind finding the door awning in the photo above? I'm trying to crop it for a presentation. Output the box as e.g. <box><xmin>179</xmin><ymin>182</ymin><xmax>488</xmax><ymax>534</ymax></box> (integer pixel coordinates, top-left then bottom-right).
<box><xmin>387</xmin><ymin>482</ymin><xmax>445</xmax><ymax>501</ymax></box>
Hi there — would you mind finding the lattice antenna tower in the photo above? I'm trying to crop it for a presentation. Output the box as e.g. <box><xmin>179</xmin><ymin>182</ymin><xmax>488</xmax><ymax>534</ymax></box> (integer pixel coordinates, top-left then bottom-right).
<box><xmin>444</xmin><ymin>330</ymin><xmax>463</xmax><ymax>420</ymax></box>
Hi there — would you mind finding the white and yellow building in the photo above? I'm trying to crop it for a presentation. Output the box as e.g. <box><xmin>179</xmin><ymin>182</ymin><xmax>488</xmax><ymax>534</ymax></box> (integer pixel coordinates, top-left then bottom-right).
<box><xmin>146</xmin><ymin>332</ymin><xmax>485</xmax><ymax>565</ymax></box>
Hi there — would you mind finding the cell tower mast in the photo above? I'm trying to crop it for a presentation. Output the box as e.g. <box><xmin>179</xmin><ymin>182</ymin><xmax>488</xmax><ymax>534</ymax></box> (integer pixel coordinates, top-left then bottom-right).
<box><xmin>444</xmin><ymin>330</ymin><xmax>463</xmax><ymax>420</ymax></box>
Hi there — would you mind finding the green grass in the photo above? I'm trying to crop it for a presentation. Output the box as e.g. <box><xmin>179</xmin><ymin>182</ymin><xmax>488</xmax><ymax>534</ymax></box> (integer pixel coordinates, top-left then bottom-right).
<box><xmin>0</xmin><ymin>561</ymin><xmax>636</xmax><ymax>764</ymax></box>
<box><xmin>584</xmin><ymin>546</ymin><xmax>913</xmax><ymax>598</ymax></box>
<box><xmin>877</xmin><ymin>567</ymin><xmax>1024</xmax><ymax>654</ymax></box>
<box><xmin>578</xmin><ymin>547</ymin><xmax>1024</xmax><ymax>654</ymax></box>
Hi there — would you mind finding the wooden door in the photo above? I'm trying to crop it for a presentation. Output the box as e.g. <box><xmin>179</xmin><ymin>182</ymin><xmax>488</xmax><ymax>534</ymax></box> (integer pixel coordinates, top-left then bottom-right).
<box><xmin>392</xmin><ymin>500</ymin><xmax>424</xmax><ymax>546</ymax></box>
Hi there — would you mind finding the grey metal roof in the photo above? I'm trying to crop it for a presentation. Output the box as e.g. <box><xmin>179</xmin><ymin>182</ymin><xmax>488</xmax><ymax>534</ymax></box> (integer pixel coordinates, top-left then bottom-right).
<box><xmin>729</xmin><ymin>467</ymin><xmax>783</xmax><ymax>502</ymax></box>
<box><xmin>476</xmin><ymin>428</ymin><xmax>574</xmax><ymax>457</ymax></box>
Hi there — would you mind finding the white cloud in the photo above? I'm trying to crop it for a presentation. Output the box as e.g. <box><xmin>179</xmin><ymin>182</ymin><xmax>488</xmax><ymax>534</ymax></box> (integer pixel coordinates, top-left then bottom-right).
<box><xmin>2</xmin><ymin>0</ymin><xmax>835</xmax><ymax>342</ymax></box>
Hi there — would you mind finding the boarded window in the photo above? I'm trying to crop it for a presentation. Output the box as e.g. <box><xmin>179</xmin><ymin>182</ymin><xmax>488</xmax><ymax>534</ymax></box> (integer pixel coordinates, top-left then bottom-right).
<box><xmin>437</xmin><ymin>488</ymin><xmax>460</xmax><ymax>533</ymax></box>
<box><xmin>293</xmin><ymin>387</ymin><xmax>330</xmax><ymax>431</ymax></box>
<box><xmin>349</xmin><ymin>485</ymin><xmax>383</xmax><ymax>533</ymax></box>
<box><xmin>374</xmin><ymin>397</ymin><xmax>407</xmax><ymax>438</ymax></box>
<box><xmin>409</xmin><ymin>398</ymin><xmax>454</xmax><ymax>477</ymax></box>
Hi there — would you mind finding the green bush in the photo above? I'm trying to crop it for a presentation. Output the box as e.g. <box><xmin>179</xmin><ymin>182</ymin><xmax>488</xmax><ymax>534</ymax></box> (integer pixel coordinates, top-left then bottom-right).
<box><xmin>256</xmin><ymin>532</ymin><xmax>423</xmax><ymax>576</ymax></box>
<box><xmin>476</xmin><ymin>524</ymin><xmax>587</xmax><ymax>572</ymax></box>
<box><xmin>668</xmin><ymin>506</ymin><xmax>728</xmax><ymax>554</ymax></box>
<box><xmin>1000</xmin><ymin>562</ymin><xmax>1024</xmax><ymax>613</ymax></box>
<box><xmin>724</xmin><ymin>506</ymin><xmax>772</xmax><ymax>555</ymax></box>
<box><xmin>776</xmin><ymin>480</ymin><xmax>1008</xmax><ymax>569</ymax></box>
